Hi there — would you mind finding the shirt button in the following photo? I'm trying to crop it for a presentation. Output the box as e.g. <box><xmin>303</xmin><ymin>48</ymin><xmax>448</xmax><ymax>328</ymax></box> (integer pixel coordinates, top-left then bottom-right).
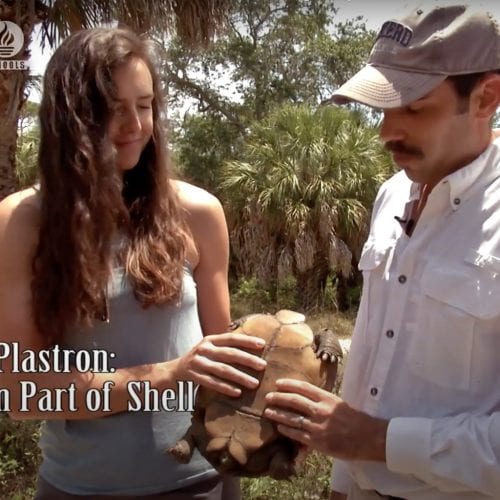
<box><xmin>386</xmin><ymin>329</ymin><xmax>394</xmax><ymax>338</ymax></box>
<box><xmin>398</xmin><ymin>275</ymin><xmax>407</xmax><ymax>284</ymax></box>
<box><xmin>370</xmin><ymin>387</ymin><xmax>378</xmax><ymax>396</ymax></box>
<box><xmin>453</xmin><ymin>198</ymin><xmax>461</xmax><ymax>205</ymax></box>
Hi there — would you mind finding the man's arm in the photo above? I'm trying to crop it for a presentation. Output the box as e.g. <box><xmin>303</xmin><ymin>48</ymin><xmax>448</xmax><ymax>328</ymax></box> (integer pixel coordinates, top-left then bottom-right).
<box><xmin>265</xmin><ymin>379</ymin><xmax>500</xmax><ymax>496</ymax></box>
<box><xmin>385</xmin><ymin>414</ymin><xmax>500</xmax><ymax>495</ymax></box>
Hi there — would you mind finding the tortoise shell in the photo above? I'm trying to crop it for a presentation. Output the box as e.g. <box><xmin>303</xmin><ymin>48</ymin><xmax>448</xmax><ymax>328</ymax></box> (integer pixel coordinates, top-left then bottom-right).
<box><xmin>168</xmin><ymin>310</ymin><xmax>342</xmax><ymax>479</ymax></box>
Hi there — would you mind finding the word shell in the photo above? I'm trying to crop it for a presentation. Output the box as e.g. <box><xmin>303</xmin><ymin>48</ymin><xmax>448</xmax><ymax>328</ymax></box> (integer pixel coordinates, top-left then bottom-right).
<box><xmin>127</xmin><ymin>380</ymin><xmax>196</xmax><ymax>412</ymax></box>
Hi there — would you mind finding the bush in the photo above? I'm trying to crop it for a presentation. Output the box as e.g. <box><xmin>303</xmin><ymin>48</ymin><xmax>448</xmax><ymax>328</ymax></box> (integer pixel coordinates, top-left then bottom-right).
<box><xmin>0</xmin><ymin>414</ymin><xmax>41</xmax><ymax>499</ymax></box>
<box><xmin>231</xmin><ymin>277</ymin><xmax>274</xmax><ymax>318</ymax></box>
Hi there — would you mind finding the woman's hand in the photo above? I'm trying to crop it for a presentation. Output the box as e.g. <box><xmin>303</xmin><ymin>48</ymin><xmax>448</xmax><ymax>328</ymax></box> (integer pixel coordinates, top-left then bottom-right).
<box><xmin>174</xmin><ymin>332</ymin><xmax>267</xmax><ymax>397</ymax></box>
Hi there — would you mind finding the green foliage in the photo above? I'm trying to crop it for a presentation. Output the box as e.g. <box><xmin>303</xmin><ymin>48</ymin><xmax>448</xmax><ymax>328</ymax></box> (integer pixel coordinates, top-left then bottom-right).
<box><xmin>16</xmin><ymin>126</ymin><xmax>39</xmax><ymax>189</ymax></box>
<box><xmin>166</xmin><ymin>0</ymin><xmax>376</xmax><ymax>193</ymax></box>
<box><xmin>173</xmin><ymin>114</ymin><xmax>242</xmax><ymax>194</ymax></box>
<box><xmin>38</xmin><ymin>0</ymin><xmax>230</xmax><ymax>49</ymax></box>
<box><xmin>231</xmin><ymin>277</ymin><xmax>274</xmax><ymax>318</ymax></box>
<box><xmin>0</xmin><ymin>415</ymin><xmax>40</xmax><ymax>498</ymax></box>
<box><xmin>3</xmin><ymin>1</ymin><xmax>231</xmax><ymax>201</ymax></box>
<box><xmin>16</xmin><ymin>100</ymin><xmax>40</xmax><ymax>189</ymax></box>
<box><xmin>165</xmin><ymin>0</ymin><xmax>375</xmax><ymax>121</ymax></box>
<box><xmin>222</xmin><ymin>103</ymin><xmax>392</xmax><ymax>310</ymax></box>
<box><xmin>326</xmin><ymin>18</ymin><xmax>375</xmax><ymax>95</ymax></box>
<box><xmin>230</xmin><ymin>275</ymin><xmax>303</xmax><ymax>319</ymax></box>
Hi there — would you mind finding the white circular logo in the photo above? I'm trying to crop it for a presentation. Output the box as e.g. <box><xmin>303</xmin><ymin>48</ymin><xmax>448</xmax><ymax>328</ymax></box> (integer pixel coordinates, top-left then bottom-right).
<box><xmin>0</xmin><ymin>21</ymin><xmax>24</xmax><ymax>58</ymax></box>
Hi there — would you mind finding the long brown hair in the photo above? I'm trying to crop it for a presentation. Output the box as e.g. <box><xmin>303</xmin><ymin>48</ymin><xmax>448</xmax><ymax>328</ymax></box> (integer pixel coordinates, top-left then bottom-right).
<box><xmin>32</xmin><ymin>28</ymin><xmax>187</xmax><ymax>346</ymax></box>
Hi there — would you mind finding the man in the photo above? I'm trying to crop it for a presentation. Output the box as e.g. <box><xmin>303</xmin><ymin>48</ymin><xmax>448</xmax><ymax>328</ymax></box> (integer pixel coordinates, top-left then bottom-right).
<box><xmin>263</xmin><ymin>3</ymin><xmax>500</xmax><ymax>499</ymax></box>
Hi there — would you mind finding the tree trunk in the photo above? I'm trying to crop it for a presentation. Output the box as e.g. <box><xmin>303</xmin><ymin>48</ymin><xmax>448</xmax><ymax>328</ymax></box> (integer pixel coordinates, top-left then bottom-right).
<box><xmin>295</xmin><ymin>257</ymin><xmax>330</xmax><ymax>312</ymax></box>
<box><xmin>0</xmin><ymin>0</ymin><xmax>37</xmax><ymax>201</ymax></box>
<box><xmin>336</xmin><ymin>270</ymin><xmax>362</xmax><ymax>311</ymax></box>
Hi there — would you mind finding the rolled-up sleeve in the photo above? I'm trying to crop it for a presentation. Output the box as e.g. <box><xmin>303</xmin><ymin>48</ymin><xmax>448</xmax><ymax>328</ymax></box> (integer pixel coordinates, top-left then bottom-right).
<box><xmin>386</xmin><ymin>414</ymin><xmax>500</xmax><ymax>496</ymax></box>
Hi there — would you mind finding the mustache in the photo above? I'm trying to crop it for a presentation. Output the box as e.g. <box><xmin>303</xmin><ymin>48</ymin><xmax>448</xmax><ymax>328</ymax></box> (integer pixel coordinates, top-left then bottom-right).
<box><xmin>385</xmin><ymin>141</ymin><xmax>424</xmax><ymax>158</ymax></box>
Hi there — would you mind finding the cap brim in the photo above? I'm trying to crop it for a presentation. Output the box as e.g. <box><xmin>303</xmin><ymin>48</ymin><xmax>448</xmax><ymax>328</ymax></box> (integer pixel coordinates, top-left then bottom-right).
<box><xmin>329</xmin><ymin>64</ymin><xmax>448</xmax><ymax>109</ymax></box>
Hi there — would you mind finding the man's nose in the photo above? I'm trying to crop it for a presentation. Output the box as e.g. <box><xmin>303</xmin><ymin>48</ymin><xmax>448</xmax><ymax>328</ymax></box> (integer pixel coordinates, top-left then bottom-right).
<box><xmin>379</xmin><ymin>109</ymin><xmax>406</xmax><ymax>144</ymax></box>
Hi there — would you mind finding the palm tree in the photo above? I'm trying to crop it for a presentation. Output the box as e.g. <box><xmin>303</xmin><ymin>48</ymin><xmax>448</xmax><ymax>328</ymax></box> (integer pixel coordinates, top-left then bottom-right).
<box><xmin>222</xmin><ymin>103</ymin><xmax>392</xmax><ymax>311</ymax></box>
<box><xmin>0</xmin><ymin>0</ymin><xmax>230</xmax><ymax>201</ymax></box>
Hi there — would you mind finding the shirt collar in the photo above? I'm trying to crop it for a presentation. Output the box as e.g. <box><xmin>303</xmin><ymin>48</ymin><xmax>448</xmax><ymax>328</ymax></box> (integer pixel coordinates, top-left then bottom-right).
<box><xmin>409</xmin><ymin>136</ymin><xmax>500</xmax><ymax>211</ymax></box>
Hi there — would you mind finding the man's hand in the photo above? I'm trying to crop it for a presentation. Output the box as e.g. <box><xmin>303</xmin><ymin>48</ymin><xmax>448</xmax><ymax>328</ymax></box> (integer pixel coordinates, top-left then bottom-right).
<box><xmin>264</xmin><ymin>378</ymin><xmax>388</xmax><ymax>461</ymax></box>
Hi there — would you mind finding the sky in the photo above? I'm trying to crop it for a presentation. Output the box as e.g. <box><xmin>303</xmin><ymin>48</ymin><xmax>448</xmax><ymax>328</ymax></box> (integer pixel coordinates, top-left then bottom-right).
<box><xmin>26</xmin><ymin>0</ymin><xmax>500</xmax><ymax>100</ymax></box>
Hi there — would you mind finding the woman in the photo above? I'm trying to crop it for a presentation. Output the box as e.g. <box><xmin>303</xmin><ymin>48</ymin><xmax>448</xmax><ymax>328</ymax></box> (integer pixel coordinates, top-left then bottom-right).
<box><xmin>0</xmin><ymin>28</ymin><xmax>265</xmax><ymax>498</ymax></box>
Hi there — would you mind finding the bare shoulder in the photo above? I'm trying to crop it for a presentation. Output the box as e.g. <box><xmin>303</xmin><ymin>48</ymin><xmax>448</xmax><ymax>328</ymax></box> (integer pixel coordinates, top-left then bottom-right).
<box><xmin>172</xmin><ymin>179</ymin><xmax>223</xmax><ymax>215</ymax></box>
<box><xmin>171</xmin><ymin>180</ymin><xmax>229</xmax><ymax>266</ymax></box>
<box><xmin>0</xmin><ymin>188</ymin><xmax>40</xmax><ymax>264</ymax></box>
<box><xmin>0</xmin><ymin>189</ymin><xmax>45</xmax><ymax>347</ymax></box>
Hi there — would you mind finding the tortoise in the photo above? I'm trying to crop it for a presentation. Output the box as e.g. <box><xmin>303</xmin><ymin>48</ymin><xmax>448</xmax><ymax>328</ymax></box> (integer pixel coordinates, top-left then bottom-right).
<box><xmin>168</xmin><ymin>310</ymin><xmax>342</xmax><ymax>479</ymax></box>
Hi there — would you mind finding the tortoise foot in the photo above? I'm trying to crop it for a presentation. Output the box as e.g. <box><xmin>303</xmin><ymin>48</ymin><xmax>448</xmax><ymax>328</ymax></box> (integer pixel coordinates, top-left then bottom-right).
<box><xmin>167</xmin><ymin>438</ymin><xmax>194</xmax><ymax>464</ymax></box>
<box><xmin>268</xmin><ymin>448</ymin><xmax>296</xmax><ymax>480</ymax></box>
<box><xmin>313</xmin><ymin>328</ymin><xmax>343</xmax><ymax>363</ymax></box>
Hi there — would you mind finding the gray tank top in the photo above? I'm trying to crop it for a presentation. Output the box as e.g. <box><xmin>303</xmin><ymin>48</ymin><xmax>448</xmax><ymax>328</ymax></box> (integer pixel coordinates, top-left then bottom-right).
<box><xmin>39</xmin><ymin>263</ymin><xmax>217</xmax><ymax>495</ymax></box>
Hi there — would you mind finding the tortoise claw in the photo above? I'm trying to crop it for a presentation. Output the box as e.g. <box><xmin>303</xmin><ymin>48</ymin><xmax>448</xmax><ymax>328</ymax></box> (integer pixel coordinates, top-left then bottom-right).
<box><xmin>229</xmin><ymin>314</ymin><xmax>256</xmax><ymax>331</ymax></box>
<box><xmin>313</xmin><ymin>328</ymin><xmax>343</xmax><ymax>363</ymax></box>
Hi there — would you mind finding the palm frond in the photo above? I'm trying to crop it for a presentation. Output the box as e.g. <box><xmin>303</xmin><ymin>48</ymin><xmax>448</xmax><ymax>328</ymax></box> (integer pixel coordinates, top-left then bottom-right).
<box><xmin>39</xmin><ymin>0</ymin><xmax>231</xmax><ymax>49</ymax></box>
<box><xmin>223</xmin><ymin>102</ymin><xmax>391</xmax><ymax>294</ymax></box>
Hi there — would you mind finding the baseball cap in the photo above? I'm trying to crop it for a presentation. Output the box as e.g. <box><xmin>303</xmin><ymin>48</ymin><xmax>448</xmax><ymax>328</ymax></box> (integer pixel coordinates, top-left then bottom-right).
<box><xmin>330</xmin><ymin>4</ymin><xmax>500</xmax><ymax>109</ymax></box>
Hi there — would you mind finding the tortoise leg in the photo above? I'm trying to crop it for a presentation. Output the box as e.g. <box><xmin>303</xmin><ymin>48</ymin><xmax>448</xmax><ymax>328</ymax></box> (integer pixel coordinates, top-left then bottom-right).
<box><xmin>167</xmin><ymin>427</ymin><xmax>196</xmax><ymax>464</ymax></box>
<box><xmin>167</xmin><ymin>404</ymin><xmax>208</xmax><ymax>464</ymax></box>
<box><xmin>313</xmin><ymin>328</ymin><xmax>343</xmax><ymax>363</ymax></box>
<box><xmin>215</xmin><ymin>449</ymin><xmax>240</xmax><ymax>474</ymax></box>
<box><xmin>313</xmin><ymin>328</ymin><xmax>343</xmax><ymax>391</ymax></box>
<box><xmin>268</xmin><ymin>447</ymin><xmax>297</xmax><ymax>480</ymax></box>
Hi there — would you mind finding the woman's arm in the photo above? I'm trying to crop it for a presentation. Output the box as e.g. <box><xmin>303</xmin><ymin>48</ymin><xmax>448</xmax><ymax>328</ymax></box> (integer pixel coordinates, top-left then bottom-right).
<box><xmin>175</xmin><ymin>180</ymin><xmax>231</xmax><ymax>336</ymax></box>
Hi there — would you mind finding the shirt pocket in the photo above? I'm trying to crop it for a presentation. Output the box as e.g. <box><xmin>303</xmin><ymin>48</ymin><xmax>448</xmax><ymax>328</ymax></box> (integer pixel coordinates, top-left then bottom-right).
<box><xmin>355</xmin><ymin>238</ymin><xmax>394</xmax><ymax>345</ymax></box>
<box><xmin>409</xmin><ymin>254</ymin><xmax>500</xmax><ymax>391</ymax></box>
<box><xmin>358</xmin><ymin>237</ymin><xmax>393</xmax><ymax>273</ymax></box>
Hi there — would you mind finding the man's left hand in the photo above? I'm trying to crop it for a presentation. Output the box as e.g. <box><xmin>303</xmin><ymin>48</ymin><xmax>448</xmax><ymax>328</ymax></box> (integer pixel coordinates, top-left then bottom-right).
<box><xmin>264</xmin><ymin>378</ymin><xmax>388</xmax><ymax>462</ymax></box>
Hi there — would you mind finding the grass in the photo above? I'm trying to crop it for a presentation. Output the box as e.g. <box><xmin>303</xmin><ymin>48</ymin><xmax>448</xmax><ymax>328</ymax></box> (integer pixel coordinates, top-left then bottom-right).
<box><xmin>241</xmin><ymin>451</ymin><xmax>333</xmax><ymax>499</ymax></box>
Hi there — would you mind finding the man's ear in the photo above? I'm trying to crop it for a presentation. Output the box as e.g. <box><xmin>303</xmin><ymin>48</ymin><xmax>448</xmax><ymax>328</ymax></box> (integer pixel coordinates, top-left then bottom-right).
<box><xmin>472</xmin><ymin>72</ymin><xmax>500</xmax><ymax>120</ymax></box>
